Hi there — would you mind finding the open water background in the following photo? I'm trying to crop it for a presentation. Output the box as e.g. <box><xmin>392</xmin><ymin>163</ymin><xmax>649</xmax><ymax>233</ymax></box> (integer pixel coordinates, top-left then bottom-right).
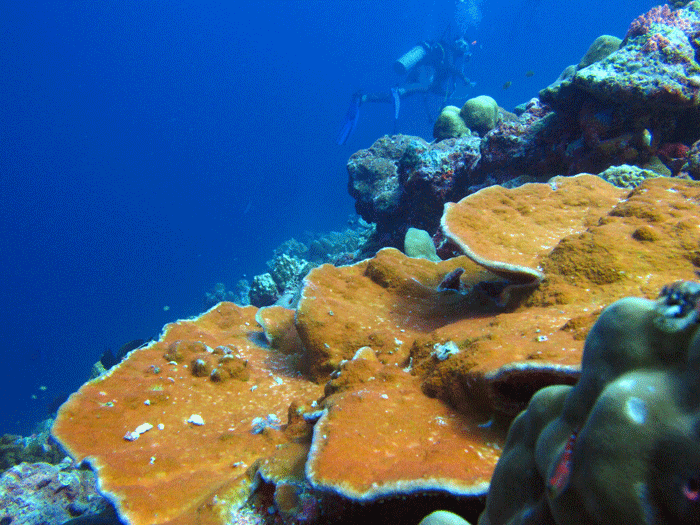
<box><xmin>1</xmin><ymin>0</ymin><xmax>658</xmax><ymax>434</ymax></box>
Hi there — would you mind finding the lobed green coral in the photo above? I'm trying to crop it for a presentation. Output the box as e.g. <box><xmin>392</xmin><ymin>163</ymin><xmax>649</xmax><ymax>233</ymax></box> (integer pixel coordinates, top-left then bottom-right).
<box><xmin>479</xmin><ymin>281</ymin><xmax>700</xmax><ymax>525</ymax></box>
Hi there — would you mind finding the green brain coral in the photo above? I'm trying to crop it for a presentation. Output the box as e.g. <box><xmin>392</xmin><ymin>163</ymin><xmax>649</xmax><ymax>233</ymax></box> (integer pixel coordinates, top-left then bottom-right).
<box><xmin>460</xmin><ymin>96</ymin><xmax>499</xmax><ymax>136</ymax></box>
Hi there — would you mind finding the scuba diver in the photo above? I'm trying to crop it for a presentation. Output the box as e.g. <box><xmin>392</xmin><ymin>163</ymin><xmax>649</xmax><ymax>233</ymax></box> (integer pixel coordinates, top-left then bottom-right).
<box><xmin>337</xmin><ymin>37</ymin><xmax>473</xmax><ymax>145</ymax></box>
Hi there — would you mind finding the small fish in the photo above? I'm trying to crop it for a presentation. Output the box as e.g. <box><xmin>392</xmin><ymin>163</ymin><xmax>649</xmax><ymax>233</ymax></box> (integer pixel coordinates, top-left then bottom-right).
<box><xmin>525</xmin><ymin>70</ymin><xmax>535</xmax><ymax>77</ymax></box>
<box><xmin>548</xmin><ymin>428</ymin><xmax>579</xmax><ymax>498</ymax></box>
<box><xmin>437</xmin><ymin>268</ymin><xmax>465</xmax><ymax>293</ymax></box>
<box><xmin>502</xmin><ymin>81</ymin><xmax>512</xmax><ymax>90</ymax></box>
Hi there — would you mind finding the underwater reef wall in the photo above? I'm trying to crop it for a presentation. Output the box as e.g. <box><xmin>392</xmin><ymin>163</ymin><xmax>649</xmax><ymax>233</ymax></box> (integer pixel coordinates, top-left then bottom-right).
<box><xmin>40</xmin><ymin>4</ymin><xmax>700</xmax><ymax>525</ymax></box>
<box><xmin>348</xmin><ymin>2</ymin><xmax>700</xmax><ymax>248</ymax></box>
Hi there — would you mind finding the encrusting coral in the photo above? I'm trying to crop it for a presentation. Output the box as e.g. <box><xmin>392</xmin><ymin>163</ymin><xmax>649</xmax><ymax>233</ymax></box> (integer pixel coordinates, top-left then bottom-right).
<box><xmin>305</xmin><ymin>346</ymin><xmax>503</xmax><ymax>501</ymax></box>
<box><xmin>51</xmin><ymin>173</ymin><xmax>700</xmax><ymax>524</ymax></box>
<box><xmin>52</xmin><ymin>303</ymin><xmax>324</xmax><ymax>525</ymax></box>
<box><xmin>440</xmin><ymin>174</ymin><xmax>626</xmax><ymax>291</ymax></box>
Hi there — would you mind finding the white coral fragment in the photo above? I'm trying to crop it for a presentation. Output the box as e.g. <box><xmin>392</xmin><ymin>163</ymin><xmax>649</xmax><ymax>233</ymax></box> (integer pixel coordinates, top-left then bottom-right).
<box><xmin>187</xmin><ymin>414</ymin><xmax>205</xmax><ymax>426</ymax></box>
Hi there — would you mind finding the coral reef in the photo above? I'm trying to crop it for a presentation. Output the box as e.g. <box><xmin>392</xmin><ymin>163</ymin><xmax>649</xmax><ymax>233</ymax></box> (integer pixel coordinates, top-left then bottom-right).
<box><xmin>479</xmin><ymin>282</ymin><xmax>700</xmax><ymax>524</ymax></box>
<box><xmin>297</xmin><ymin>175</ymin><xmax>700</xmax><ymax>413</ymax></box>
<box><xmin>576</xmin><ymin>35</ymin><xmax>621</xmax><ymax>69</ymax></box>
<box><xmin>346</xmin><ymin>4</ymin><xmax>700</xmax><ymax>248</ymax></box>
<box><xmin>306</xmin><ymin>347</ymin><xmax>502</xmax><ymax>501</ymax></box>
<box><xmin>43</xmin><ymin>6</ymin><xmax>700</xmax><ymax>525</ymax></box>
<box><xmin>569</xmin><ymin>5</ymin><xmax>700</xmax><ymax>109</ymax></box>
<box><xmin>347</xmin><ymin>134</ymin><xmax>481</xmax><ymax>241</ymax></box>
<box><xmin>204</xmin><ymin>282</ymin><xmax>238</xmax><ymax>309</ymax></box>
<box><xmin>440</xmin><ymin>174</ymin><xmax>624</xmax><ymax>290</ymax></box>
<box><xmin>347</xmin><ymin>135</ymin><xmax>412</xmax><ymax>231</ymax></box>
<box><xmin>250</xmin><ymin>272</ymin><xmax>280</xmax><ymax>307</ymax></box>
<box><xmin>1</xmin><ymin>419</ymin><xmax>64</xmax><ymax>473</ymax></box>
<box><xmin>53</xmin><ymin>303</ymin><xmax>325</xmax><ymax>525</ymax></box>
<box><xmin>51</xmin><ymin>171</ymin><xmax>700</xmax><ymax>525</ymax></box>
<box><xmin>204</xmin><ymin>281</ymin><xmax>251</xmax><ymax>309</ymax></box>
<box><xmin>244</xmin><ymin>218</ymin><xmax>375</xmax><ymax>308</ymax></box>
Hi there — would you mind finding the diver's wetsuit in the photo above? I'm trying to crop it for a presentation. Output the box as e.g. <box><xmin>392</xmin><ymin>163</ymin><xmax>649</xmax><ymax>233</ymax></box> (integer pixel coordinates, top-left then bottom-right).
<box><xmin>337</xmin><ymin>38</ymin><xmax>471</xmax><ymax>144</ymax></box>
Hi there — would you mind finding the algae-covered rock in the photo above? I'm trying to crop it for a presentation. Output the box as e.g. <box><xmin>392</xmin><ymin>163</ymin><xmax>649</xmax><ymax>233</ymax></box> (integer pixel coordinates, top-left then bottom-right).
<box><xmin>479</xmin><ymin>282</ymin><xmax>700</xmax><ymax>525</ymax></box>
<box><xmin>598</xmin><ymin>163</ymin><xmax>661</xmax><ymax>188</ymax></box>
<box><xmin>433</xmin><ymin>105</ymin><xmax>469</xmax><ymax>141</ymax></box>
<box><xmin>573</xmin><ymin>4</ymin><xmax>700</xmax><ymax>109</ymax></box>
<box><xmin>460</xmin><ymin>96</ymin><xmax>499</xmax><ymax>136</ymax></box>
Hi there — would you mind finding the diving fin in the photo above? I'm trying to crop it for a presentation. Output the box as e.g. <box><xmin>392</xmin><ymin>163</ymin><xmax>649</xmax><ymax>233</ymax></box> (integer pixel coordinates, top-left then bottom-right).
<box><xmin>337</xmin><ymin>91</ymin><xmax>363</xmax><ymax>145</ymax></box>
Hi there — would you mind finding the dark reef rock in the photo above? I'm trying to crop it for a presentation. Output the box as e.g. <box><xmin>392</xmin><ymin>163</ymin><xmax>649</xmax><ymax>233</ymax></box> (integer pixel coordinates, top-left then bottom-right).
<box><xmin>347</xmin><ymin>135</ymin><xmax>411</xmax><ymax>228</ymax></box>
<box><xmin>347</xmin><ymin>134</ymin><xmax>480</xmax><ymax>243</ymax></box>
<box><xmin>398</xmin><ymin>135</ymin><xmax>481</xmax><ymax>231</ymax></box>
<box><xmin>479</xmin><ymin>98</ymin><xmax>568</xmax><ymax>179</ymax></box>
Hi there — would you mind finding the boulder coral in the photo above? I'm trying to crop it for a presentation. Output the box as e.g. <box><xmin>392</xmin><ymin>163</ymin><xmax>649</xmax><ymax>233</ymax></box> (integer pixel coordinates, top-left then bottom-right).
<box><xmin>479</xmin><ymin>281</ymin><xmax>700</xmax><ymax>525</ymax></box>
<box><xmin>576</xmin><ymin>34</ymin><xmax>621</xmax><ymax>69</ymax></box>
<box><xmin>460</xmin><ymin>96</ymin><xmax>500</xmax><ymax>136</ymax></box>
<box><xmin>434</xmin><ymin>105</ymin><xmax>470</xmax><ymax>141</ymax></box>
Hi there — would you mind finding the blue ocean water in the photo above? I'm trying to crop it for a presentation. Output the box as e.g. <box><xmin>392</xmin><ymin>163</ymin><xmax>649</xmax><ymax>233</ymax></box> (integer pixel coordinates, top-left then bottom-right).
<box><xmin>0</xmin><ymin>0</ymin><xmax>658</xmax><ymax>436</ymax></box>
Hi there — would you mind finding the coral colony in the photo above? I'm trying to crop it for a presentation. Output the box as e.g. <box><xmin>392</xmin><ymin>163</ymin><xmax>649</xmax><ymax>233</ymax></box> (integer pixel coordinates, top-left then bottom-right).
<box><xmin>5</xmin><ymin>3</ymin><xmax>700</xmax><ymax>524</ymax></box>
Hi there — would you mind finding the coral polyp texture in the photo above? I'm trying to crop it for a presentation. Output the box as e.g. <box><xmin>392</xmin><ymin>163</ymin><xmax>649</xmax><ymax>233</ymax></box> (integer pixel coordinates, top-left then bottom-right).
<box><xmin>440</xmin><ymin>174</ymin><xmax>625</xmax><ymax>287</ymax></box>
<box><xmin>305</xmin><ymin>348</ymin><xmax>502</xmax><ymax>500</ymax></box>
<box><xmin>52</xmin><ymin>303</ymin><xmax>324</xmax><ymax>525</ymax></box>
<box><xmin>479</xmin><ymin>282</ymin><xmax>700</xmax><ymax>525</ymax></box>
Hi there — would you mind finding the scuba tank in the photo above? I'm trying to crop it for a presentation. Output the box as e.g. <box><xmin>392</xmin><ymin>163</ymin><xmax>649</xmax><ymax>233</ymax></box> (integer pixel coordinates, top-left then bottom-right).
<box><xmin>394</xmin><ymin>43</ymin><xmax>429</xmax><ymax>75</ymax></box>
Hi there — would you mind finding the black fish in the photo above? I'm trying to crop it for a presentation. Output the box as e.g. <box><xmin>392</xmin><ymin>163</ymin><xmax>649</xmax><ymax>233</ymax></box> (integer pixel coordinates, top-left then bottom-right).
<box><xmin>100</xmin><ymin>339</ymin><xmax>147</xmax><ymax>369</ymax></box>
